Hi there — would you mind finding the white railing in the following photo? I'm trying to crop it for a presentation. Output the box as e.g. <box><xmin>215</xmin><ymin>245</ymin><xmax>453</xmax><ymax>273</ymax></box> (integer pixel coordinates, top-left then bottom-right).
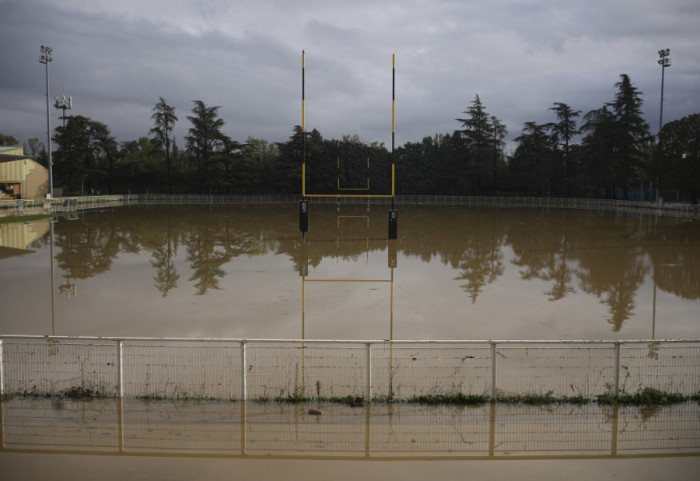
<box><xmin>1</xmin><ymin>336</ymin><xmax>698</xmax><ymax>401</ymax></box>
<box><xmin>3</xmin><ymin>194</ymin><xmax>698</xmax><ymax>219</ymax></box>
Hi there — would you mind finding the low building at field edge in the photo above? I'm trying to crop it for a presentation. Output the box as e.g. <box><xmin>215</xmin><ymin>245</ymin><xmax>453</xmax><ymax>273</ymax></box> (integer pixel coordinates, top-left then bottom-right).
<box><xmin>0</xmin><ymin>145</ymin><xmax>49</xmax><ymax>199</ymax></box>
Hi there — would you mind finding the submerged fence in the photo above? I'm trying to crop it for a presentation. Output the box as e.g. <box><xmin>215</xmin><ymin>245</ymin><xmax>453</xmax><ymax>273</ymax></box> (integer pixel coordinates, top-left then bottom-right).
<box><xmin>2</xmin><ymin>398</ymin><xmax>698</xmax><ymax>459</ymax></box>
<box><xmin>1</xmin><ymin>336</ymin><xmax>698</xmax><ymax>401</ymax></box>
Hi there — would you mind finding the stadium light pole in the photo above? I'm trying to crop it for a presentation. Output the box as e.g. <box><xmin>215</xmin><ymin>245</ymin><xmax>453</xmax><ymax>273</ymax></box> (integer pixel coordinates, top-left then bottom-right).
<box><xmin>657</xmin><ymin>49</ymin><xmax>671</xmax><ymax>133</ymax></box>
<box><xmin>40</xmin><ymin>45</ymin><xmax>54</xmax><ymax>198</ymax></box>
<box><xmin>655</xmin><ymin>49</ymin><xmax>671</xmax><ymax>202</ymax></box>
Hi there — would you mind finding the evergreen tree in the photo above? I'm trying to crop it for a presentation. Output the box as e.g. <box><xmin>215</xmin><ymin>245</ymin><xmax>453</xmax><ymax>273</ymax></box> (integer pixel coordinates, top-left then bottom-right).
<box><xmin>510</xmin><ymin>122</ymin><xmax>557</xmax><ymax>196</ymax></box>
<box><xmin>548</xmin><ymin>102</ymin><xmax>580</xmax><ymax>194</ymax></box>
<box><xmin>53</xmin><ymin>115</ymin><xmax>116</xmax><ymax>194</ymax></box>
<box><xmin>489</xmin><ymin>116</ymin><xmax>508</xmax><ymax>194</ymax></box>
<box><xmin>455</xmin><ymin>95</ymin><xmax>499</xmax><ymax>193</ymax></box>
<box><xmin>581</xmin><ymin>106</ymin><xmax>617</xmax><ymax>197</ymax></box>
<box><xmin>607</xmin><ymin>74</ymin><xmax>651</xmax><ymax>198</ymax></box>
<box><xmin>653</xmin><ymin>113</ymin><xmax>700</xmax><ymax>203</ymax></box>
<box><xmin>150</xmin><ymin>97</ymin><xmax>178</xmax><ymax>194</ymax></box>
<box><xmin>581</xmin><ymin>75</ymin><xmax>650</xmax><ymax>199</ymax></box>
<box><xmin>185</xmin><ymin>100</ymin><xmax>226</xmax><ymax>193</ymax></box>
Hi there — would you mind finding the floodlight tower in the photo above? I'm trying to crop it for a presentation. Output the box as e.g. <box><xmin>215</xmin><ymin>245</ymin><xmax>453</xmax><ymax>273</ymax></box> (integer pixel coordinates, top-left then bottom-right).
<box><xmin>40</xmin><ymin>45</ymin><xmax>54</xmax><ymax>198</ymax></box>
<box><xmin>657</xmin><ymin>49</ymin><xmax>671</xmax><ymax>133</ymax></box>
<box><xmin>55</xmin><ymin>93</ymin><xmax>72</xmax><ymax>128</ymax></box>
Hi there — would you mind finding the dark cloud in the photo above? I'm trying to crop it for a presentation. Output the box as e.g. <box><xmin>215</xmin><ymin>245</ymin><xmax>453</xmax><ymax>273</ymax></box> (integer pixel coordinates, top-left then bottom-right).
<box><xmin>1</xmin><ymin>0</ymin><xmax>698</xmax><ymax>152</ymax></box>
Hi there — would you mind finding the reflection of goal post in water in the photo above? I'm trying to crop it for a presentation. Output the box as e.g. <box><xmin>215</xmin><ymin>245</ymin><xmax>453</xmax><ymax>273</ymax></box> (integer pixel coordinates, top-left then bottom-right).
<box><xmin>299</xmin><ymin>213</ymin><xmax>397</xmax><ymax>340</ymax></box>
<box><xmin>300</xmin><ymin>51</ymin><xmax>398</xmax><ymax>239</ymax></box>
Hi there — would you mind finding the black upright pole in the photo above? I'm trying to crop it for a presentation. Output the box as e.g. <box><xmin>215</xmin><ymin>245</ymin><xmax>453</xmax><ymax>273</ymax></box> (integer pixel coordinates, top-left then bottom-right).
<box><xmin>388</xmin><ymin>53</ymin><xmax>398</xmax><ymax>239</ymax></box>
<box><xmin>300</xmin><ymin>50</ymin><xmax>308</xmax><ymax>236</ymax></box>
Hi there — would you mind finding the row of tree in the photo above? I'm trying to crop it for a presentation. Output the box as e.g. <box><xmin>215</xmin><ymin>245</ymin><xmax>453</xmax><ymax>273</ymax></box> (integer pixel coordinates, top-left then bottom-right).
<box><xmin>3</xmin><ymin>73</ymin><xmax>698</xmax><ymax>201</ymax></box>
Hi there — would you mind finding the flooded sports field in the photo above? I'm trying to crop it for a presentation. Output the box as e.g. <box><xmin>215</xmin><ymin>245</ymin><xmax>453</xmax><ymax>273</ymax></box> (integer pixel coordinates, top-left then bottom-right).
<box><xmin>0</xmin><ymin>202</ymin><xmax>698</xmax><ymax>339</ymax></box>
<box><xmin>1</xmin><ymin>201</ymin><xmax>699</xmax><ymax>480</ymax></box>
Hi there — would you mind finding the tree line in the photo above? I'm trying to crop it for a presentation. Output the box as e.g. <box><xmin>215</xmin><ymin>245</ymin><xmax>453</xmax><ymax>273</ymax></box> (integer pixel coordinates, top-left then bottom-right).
<box><xmin>2</xmin><ymin>73</ymin><xmax>698</xmax><ymax>202</ymax></box>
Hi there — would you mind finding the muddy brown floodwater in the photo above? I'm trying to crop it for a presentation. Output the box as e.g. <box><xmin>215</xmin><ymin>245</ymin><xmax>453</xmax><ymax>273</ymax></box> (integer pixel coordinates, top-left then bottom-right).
<box><xmin>0</xmin><ymin>398</ymin><xmax>699</xmax><ymax>481</ymax></box>
<box><xmin>1</xmin><ymin>203</ymin><xmax>699</xmax><ymax>479</ymax></box>
<box><xmin>1</xmin><ymin>203</ymin><xmax>698</xmax><ymax>340</ymax></box>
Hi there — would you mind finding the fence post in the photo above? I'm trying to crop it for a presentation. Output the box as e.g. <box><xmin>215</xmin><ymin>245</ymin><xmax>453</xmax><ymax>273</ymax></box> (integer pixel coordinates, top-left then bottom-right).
<box><xmin>241</xmin><ymin>341</ymin><xmax>247</xmax><ymax>401</ymax></box>
<box><xmin>366</xmin><ymin>343</ymin><xmax>372</xmax><ymax>401</ymax></box>
<box><xmin>614</xmin><ymin>342</ymin><xmax>620</xmax><ymax>399</ymax></box>
<box><xmin>490</xmin><ymin>342</ymin><xmax>497</xmax><ymax>401</ymax></box>
<box><xmin>117</xmin><ymin>340</ymin><xmax>124</xmax><ymax>398</ymax></box>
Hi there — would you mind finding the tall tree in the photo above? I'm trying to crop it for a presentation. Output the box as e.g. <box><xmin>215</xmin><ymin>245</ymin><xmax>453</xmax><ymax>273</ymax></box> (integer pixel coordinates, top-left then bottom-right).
<box><xmin>455</xmin><ymin>95</ymin><xmax>499</xmax><ymax>193</ymax></box>
<box><xmin>216</xmin><ymin>137</ymin><xmax>244</xmax><ymax>193</ymax></box>
<box><xmin>185</xmin><ymin>100</ymin><xmax>226</xmax><ymax>192</ymax></box>
<box><xmin>608</xmin><ymin>74</ymin><xmax>651</xmax><ymax>198</ymax></box>
<box><xmin>53</xmin><ymin>115</ymin><xmax>116</xmax><ymax>194</ymax></box>
<box><xmin>510</xmin><ymin>121</ymin><xmax>557</xmax><ymax>196</ymax></box>
<box><xmin>120</xmin><ymin>137</ymin><xmax>163</xmax><ymax>193</ymax></box>
<box><xmin>653</xmin><ymin>113</ymin><xmax>700</xmax><ymax>203</ymax></box>
<box><xmin>580</xmin><ymin>75</ymin><xmax>650</xmax><ymax>199</ymax></box>
<box><xmin>150</xmin><ymin>97</ymin><xmax>178</xmax><ymax>194</ymax></box>
<box><xmin>548</xmin><ymin>102</ymin><xmax>580</xmax><ymax>194</ymax></box>
<box><xmin>90</xmin><ymin>122</ymin><xmax>119</xmax><ymax>194</ymax></box>
<box><xmin>581</xmin><ymin>106</ymin><xmax>617</xmax><ymax>197</ymax></box>
<box><xmin>548</xmin><ymin>102</ymin><xmax>581</xmax><ymax>156</ymax></box>
<box><xmin>489</xmin><ymin>115</ymin><xmax>508</xmax><ymax>194</ymax></box>
<box><xmin>244</xmin><ymin>137</ymin><xmax>279</xmax><ymax>192</ymax></box>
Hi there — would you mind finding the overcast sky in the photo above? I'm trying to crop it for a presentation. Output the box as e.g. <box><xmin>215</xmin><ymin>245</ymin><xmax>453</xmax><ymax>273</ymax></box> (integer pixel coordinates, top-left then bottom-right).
<box><xmin>1</xmin><ymin>0</ymin><xmax>699</xmax><ymax>153</ymax></box>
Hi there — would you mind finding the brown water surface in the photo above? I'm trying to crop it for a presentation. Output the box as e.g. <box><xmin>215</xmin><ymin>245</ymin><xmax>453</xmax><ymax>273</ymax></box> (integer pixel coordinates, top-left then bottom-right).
<box><xmin>1</xmin><ymin>398</ymin><xmax>698</xmax><ymax>480</ymax></box>
<box><xmin>0</xmin><ymin>204</ymin><xmax>698</xmax><ymax>340</ymax></box>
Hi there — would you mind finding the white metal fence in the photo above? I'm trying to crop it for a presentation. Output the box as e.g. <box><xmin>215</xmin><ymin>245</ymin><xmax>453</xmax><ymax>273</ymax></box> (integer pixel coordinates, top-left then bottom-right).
<box><xmin>3</xmin><ymin>194</ymin><xmax>699</xmax><ymax>219</ymax></box>
<box><xmin>1</xmin><ymin>336</ymin><xmax>698</xmax><ymax>401</ymax></box>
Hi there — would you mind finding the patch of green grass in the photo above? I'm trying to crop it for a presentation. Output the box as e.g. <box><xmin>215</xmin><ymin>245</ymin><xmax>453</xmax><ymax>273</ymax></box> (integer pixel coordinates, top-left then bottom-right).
<box><xmin>560</xmin><ymin>394</ymin><xmax>591</xmax><ymax>405</ymax></box>
<box><xmin>497</xmin><ymin>391</ymin><xmax>557</xmax><ymax>404</ymax></box>
<box><xmin>136</xmin><ymin>394</ymin><xmax>168</xmax><ymax>401</ymax></box>
<box><xmin>60</xmin><ymin>386</ymin><xmax>107</xmax><ymax>399</ymax></box>
<box><xmin>409</xmin><ymin>393</ymin><xmax>488</xmax><ymax>405</ymax></box>
<box><xmin>597</xmin><ymin>387</ymin><xmax>688</xmax><ymax>405</ymax></box>
<box><xmin>0</xmin><ymin>213</ymin><xmax>55</xmax><ymax>224</ymax></box>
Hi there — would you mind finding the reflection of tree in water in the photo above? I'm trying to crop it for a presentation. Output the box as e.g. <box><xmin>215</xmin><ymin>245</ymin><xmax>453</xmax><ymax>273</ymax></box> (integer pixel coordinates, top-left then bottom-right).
<box><xmin>144</xmin><ymin>208</ymin><xmax>180</xmax><ymax>297</ymax></box>
<box><xmin>450</xmin><ymin>245</ymin><xmax>504</xmax><ymax>303</ymax></box>
<box><xmin>591</xmin><ymin>258</ymin><xmax>646</xmax><ymax>332</ymax></box>
<box><xmin>182</xmin><ymin>207</ymin><xmax>276</xmax><ymax>295</ymax></box>
<box><xmin>48</xmin><ymin>204</ymin><xmax>700</xmax><ymax>322</ymax></box>
<box><xmin>574</xmin><ymin>213</ymin><xmax>648</xmax><ymax>332</ymax></box>
<box><xmin>508</xmin><ymin>210</ymin><xmax>649</xmax><ymax>330</ymax></box>
<box><xmin>151</xmin><ymin>241</ymin><xmax>180</xmax><ymax>296</ymax></box>
<box><xmin>542</xmin><ymin>249</ymin><xmax>576</xmax><ymax>301</ymax></box>
<box><xmin>645</xmin><ymin>220</ymin><xmax>700</xmax><ymax>300</ymax></box>
<box><xmin>54</xmin><ymin>211</ymin><xmax>124</xmax><ymax>279</ymax></box>
<box><xmin>185</xmin><ymin>227</ymin><xmax>229</xmax><ymax>295</ymax></box>
<box><xmin>508</xmin><ymin>209</ymin><xmax>577</xmax><ymax>301</ymax></box>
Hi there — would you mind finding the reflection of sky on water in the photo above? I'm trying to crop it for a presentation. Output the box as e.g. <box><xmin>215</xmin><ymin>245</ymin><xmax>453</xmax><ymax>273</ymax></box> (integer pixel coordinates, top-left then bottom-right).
<box><xmin>0</xmin><ymin>204</ymin><xmax>698</xmax><ymax>340</ymax></box>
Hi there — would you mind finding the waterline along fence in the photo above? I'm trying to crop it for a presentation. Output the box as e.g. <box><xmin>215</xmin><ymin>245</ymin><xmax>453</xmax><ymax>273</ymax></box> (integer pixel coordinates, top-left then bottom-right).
<box><xmin>2</xmin><ymin>194</ymin><xmax>699</xmax><ymax>219</ymax></box>
<box><xmin>2</xmin><ymin>399</ymin><xmax>698</xmax><ymax>458</ymax></box>
<box><xmin>1</xmin><ymin>337</ymin><xmax>698</xmax><ymax>401</ymax></box>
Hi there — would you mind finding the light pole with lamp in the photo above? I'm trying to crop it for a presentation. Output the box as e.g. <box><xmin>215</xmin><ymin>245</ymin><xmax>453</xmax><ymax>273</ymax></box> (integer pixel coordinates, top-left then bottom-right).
<box><xmin>658</xmin><ymin>49</ymin><xmax>671</xmax><ymax>133</ymax></box>
<box><xmin>40</xmin><ymin>45</ymin><xmax>54</xmax><ymax>198</ymax></box>
<box><xmin>656</xmin><ymin>49</ymin><xmax>671</xmax><ymax>202</ymax></box>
